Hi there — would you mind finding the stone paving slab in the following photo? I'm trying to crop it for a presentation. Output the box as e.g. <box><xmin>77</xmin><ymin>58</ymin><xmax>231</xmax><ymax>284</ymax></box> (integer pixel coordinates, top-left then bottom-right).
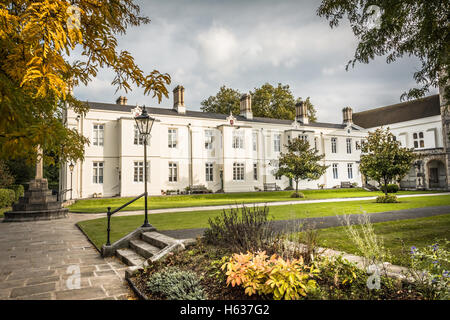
<box><xmin>0</xmin><ymin>214</ymin><xmax>134</xmax><ymax>300</ymax></box>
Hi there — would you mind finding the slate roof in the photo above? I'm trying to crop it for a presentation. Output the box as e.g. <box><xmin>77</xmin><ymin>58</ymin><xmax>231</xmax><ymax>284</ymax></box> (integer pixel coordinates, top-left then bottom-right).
<box><xmin>353</xmin><ymin>94</ymin><xmax>441</xmax><ymax>129</ymax></box>
<box><xmin>85</xmin><ymin>101</ymin><xmax>354</xmax><ymax>130</ymax></box>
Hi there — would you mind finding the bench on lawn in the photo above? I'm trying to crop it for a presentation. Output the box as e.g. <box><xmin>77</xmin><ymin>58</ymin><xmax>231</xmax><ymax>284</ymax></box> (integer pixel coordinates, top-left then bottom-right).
<box><xmin>340</xmin><ymin>181</ymin><xmax>352</xmax><ymax>188</ymax></box>
<box><xmin>190</xmin><ymin>185</ymin><xmax>211</xmax><ymax>194</ymax></box>
<box><xmin>263</xmin><ymin>183</ymin><xmax>281</xmax><ymax>191</ymax></box>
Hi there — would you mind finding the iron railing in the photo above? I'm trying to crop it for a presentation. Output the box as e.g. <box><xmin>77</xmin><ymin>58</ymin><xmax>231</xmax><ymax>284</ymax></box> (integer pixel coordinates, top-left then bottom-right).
<box><xmin>106</xmin><ymin>193</ymin><xmax>146</xmax><ymax>246</ymax></box>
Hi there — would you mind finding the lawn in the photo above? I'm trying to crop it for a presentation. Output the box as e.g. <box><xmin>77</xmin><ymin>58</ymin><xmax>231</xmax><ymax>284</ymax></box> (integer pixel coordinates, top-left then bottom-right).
<box><xmin>69</xmin><ymin>188</ymin><xmax>444</xmax><ymax>213</ymax></box>
<box><xmin>316</xmin><ymin>214</ymin><xmax>450</xmax><ymax>267</ymax></box>
<box><xmin>77</xmin><ymin>194</ymin><xmax>450</xmax><ymax>250</ymax></box>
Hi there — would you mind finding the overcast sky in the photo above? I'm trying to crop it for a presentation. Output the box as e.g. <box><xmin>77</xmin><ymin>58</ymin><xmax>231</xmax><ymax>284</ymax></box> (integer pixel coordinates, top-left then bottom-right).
<box><xmin>73</xmin><ymin>0</ymin><xmax>437</xmax><ymax>123</ymax></box>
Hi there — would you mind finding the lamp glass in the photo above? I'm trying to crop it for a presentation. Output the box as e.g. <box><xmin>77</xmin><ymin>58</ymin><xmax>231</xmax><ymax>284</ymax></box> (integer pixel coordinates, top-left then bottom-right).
<box><xmin>134</xmin><ymin>106</ymin><xmax>155</xmax><ymax>136</ymax></box>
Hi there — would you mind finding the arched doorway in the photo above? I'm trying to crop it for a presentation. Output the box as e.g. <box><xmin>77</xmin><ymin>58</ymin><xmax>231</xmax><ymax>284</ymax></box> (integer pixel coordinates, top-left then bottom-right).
<box><xmin>427</xmin><ymin>160</ymin><xmax>447</xmax><ymax>189</ymax></box>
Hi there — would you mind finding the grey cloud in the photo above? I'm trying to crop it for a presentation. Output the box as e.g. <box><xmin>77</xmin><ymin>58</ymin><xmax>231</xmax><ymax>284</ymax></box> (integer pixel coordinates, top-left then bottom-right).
<box><xmin>73</xmin><ymin>0</ymin><xmax>437</xmax><ymax>122</ymax></box>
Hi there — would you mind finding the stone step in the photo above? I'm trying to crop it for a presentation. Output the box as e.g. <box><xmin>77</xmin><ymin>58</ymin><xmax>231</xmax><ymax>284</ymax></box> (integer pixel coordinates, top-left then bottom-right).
<box><xmin>116</xmin><ymin>248</ymin><xmax>146</xmax><ymax>267</ymax></box>
<box><xmin>129</xmin><ymin>239</ymin><xmax>160</xmax><ymax>259</ymax></box>
<box><xmin>141</xmin><ymin>232</ymin><xmax>175</xmax><ymax>249</ymax></box>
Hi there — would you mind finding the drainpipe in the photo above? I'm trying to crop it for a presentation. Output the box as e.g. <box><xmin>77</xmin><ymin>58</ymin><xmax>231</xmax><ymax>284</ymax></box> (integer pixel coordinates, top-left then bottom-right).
<box><xmin>79</xmin><ymin>113</ymin><xmax>84</xmax><ymax>198</ymax></box>
<box><xmin>188</xmin><ymin>123</ymin><xmax>193</xmax><ymax>187</ymax></box>
<box><xmin>321</xmin><ymin>132</ymin><xmax>327</xmax><ymax>187</ymax></box>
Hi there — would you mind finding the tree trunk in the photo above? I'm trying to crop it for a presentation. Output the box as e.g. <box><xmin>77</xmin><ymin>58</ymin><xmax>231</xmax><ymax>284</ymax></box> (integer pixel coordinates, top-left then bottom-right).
<box><xmin>295</xmin><ymin>180</ymin><xmax>299</xmax><ymax>194</ymax></box>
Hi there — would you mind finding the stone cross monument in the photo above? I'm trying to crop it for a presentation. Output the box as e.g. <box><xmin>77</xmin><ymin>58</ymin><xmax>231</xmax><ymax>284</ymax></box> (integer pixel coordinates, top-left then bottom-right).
<box><xmin>3</xmin><ymin>146</ymin><xmax>69</xmax><ymax>222</ymax></box>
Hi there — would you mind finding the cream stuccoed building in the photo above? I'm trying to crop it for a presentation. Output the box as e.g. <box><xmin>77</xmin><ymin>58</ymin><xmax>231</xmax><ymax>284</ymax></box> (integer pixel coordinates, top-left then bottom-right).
<box><xmin>61</xmin><ymin>86</ymin><xmax>368</xmax><ymax>199</ymax></box>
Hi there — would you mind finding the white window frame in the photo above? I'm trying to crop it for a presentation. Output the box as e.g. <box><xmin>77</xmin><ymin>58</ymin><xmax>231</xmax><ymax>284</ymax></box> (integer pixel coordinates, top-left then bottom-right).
<box><xmin>205</xmin><ymin>130</ymin><xmax>214</xmax><ymax>150</ymax></box>
<box><xmin>253</xmin><ymin>163</ymin><xmax>258</xmax><ymax>180</ymax></box>
<box><xmin>332</xmin><ymin>163</ymin><xmax>338</xmax><ymax>179</ymax></box>
<box><xmin>252</xmin><ymin>131</ymin><xmax>258</xmax><ymax>152</ymax></box>
<box><xmin>346</xmin><ymin>138</ymin><xmax>352</xmax><ymax>154</ymax></box>
<box><xmin>93</xmin><ymin>124</ymin><xmax>104</xmax><ymax>146</ymax></box>
<box><xmin>232</xmin><ymin>130</ymin><xmax>244</xmax><ymax>149</ymax></box>
<box><xmin>274</xmin><ymin>134</ymin><xmax>281</xmax><ymax>152</ymax></box>
<box><xmin>133</xmin><ymin>161</ymin><xmax>149</xmax><ymax>182</ymax></box>
<box><xmin>168</xmin><ymin>128</ymin><xmax>178</xmax><ymax>149</ymax></box>
<box><xmin>413</xmin><ymin>132</ymin><xmax>425</xmax><ymax>149</ymax></box>
<box><xmin>168</xmin><ymin>162</ymin><xmax>178</xmax><ymax>182</ymax></box>
<box><xmin>347</xmin><ymin>163</ymin><xmax>353</xmax><ymax>179</ymax></box>
<box><xmin>233</xmin><ymin>162</ymin><xmax>245</xmax><ymax>181</ymax></box>
<box><xmin>205</xmin><ymin>163</ymin><xmax>213</xmax><ymax>182</ymax></box>
<box><xmin>134</xmin><ymin>125</ymin><xmax>144</xmax><ymax>145</ymax></box>
<box><xmin>93</xmin><ymin>162</ymin><xmax>104</xmax><ymax>184</ymax></box>
<box><xmin>331</xmin><ymin>137</ymin><xmax>337</xmax><ymax>153</ymax></box>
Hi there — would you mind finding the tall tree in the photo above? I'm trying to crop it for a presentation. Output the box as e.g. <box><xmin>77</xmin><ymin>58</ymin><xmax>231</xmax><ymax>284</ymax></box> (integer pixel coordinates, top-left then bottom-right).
<box><xmin>0</xmin><ymin>1</ymin><xmax>171</xmax><ymax>165</ymax></box>
<box><xmin>200</xmin><ymin>85</ymin><xmax>241</xmax><ymax>115</ymax></box>
<box><xmin>359</xmin><ymin>128</ymin><xmax>415</xmax><ymax>195</ymax></box>
<box><xmin>317</xmin><ymin>0</ymin><xmax>449</xmax><ymax>102</ymax></box>
<box><xmin>201</xmin><ymin>83</ymin><xmax>318</xmax><ymax>122</ymax></box>
<box><xmin>276</xmin><ymin>138</ymin><xmax>328</xmax><ymax>197</ymax></box>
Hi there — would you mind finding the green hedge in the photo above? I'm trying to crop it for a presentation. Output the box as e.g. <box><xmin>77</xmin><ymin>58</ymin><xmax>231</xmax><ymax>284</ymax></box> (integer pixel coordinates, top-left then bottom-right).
<box><xmin>9</xmin><ymin>184</ymin><xmax>24</xmax><ymax>201</ymax></box>
<box><xmin>376</xmin><ymin>194</ymin><xmax>399</xmax><ymax>203</ymax></box>
<box><xmin>0</xmin><ymin>189</ymin><xmax>15</xmax><ymax>208</ymax></box>
<box><xmin>380</xmin><ymin>184</ymin><xmax>400</xmax><ymax>193</ymax></box>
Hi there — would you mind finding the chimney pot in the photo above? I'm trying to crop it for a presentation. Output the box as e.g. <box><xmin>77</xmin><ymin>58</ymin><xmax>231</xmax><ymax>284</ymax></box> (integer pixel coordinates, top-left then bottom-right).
<box><xmin>116</xmin><ymin>96</ymin><xmax>127</xmax><ymax>105</ymax></box>
<box><xmin>240</xmin><ymin>93</ymin><xmax>253</xmax><ymax>119</ymax></box>
<box><xmin>342</xmin><ymin>107</ymin><xmax>353</xmax><ymax>125</ymax></box>
<box><xmin>295</xmin><ymin>101</ymin><xmax>308</xmax><ymax>124</ymax></box>
<box><xmin>173</xmin><ymin>85</ymin><xmax>186</xmax><ymax>114</ymax></box>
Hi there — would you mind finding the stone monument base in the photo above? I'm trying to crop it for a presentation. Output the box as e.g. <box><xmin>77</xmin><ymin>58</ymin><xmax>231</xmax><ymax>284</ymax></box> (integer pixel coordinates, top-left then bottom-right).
<box><xmin>3</xmin><ymin>178</ymin><xmax>69</xmax><ymax>223</ymax></box>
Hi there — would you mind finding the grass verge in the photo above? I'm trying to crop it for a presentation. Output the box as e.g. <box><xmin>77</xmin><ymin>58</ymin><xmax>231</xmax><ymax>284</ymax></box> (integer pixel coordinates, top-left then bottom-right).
<box><xmin>68</xmin><ymin>188</ymin><xmax>444</xmax><ymax>213</ymax></box>
<box><xmin>77</xmin><ymin>195</ymin><xmax>450</xmax><ymax>250</ymax></box>
<box><xmin>316</xmin><ymin>214</ymin><xmax>450</xmax><ymax>267</ymax></box>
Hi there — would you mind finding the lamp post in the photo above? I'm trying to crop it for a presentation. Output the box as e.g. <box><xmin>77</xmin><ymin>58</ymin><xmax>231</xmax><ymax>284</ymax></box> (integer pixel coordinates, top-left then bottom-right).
<box><xmin>134</xmin><ymin>105</ymin><xmax>155</xmax><ymax>228</ymax></box>
<box><xmin>69</xmin><ymin>162</ymin><xmax>75</xmax><ymax>200</ymax></box>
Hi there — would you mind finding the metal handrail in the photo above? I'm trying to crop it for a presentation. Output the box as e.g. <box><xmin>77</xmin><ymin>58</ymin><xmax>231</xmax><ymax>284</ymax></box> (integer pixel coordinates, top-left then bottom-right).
<box><xmin>56</xmin><ymin>188</ymin><xmax>72</xmax><ymax>202</ymax></box>
<box><xmin>106</xmin><ymin>192</ymin><xmax>146</xmax><ymax>246</ymax></box>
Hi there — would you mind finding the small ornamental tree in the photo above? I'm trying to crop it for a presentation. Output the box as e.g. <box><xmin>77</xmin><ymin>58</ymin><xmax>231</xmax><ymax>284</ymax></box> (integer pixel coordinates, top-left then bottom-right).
<box><xmin>276</xmin><ymin>138</ymin><xmax>328</xmax><ymax>197</ymax></box>
<box><xmin>360</xmin><ymin>128</ymin><xmax>415</xmax><ymax>195</ymax></box>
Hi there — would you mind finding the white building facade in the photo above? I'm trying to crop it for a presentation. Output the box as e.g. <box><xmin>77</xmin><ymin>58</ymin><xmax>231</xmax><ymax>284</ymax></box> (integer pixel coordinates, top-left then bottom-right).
<box><xmin>61</xmin><ymin>86</ymin><xmax>367</xmax><ymax>199</ymax></box>
<box><xmin>353</xmin><ymin>93</ymin><xmax>450</xmax><ymax>190</ymax></box>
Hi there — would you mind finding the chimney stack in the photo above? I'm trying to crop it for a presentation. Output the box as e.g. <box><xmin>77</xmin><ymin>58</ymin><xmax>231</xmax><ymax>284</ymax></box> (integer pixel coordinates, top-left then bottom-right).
<box><xmin>240</xmin><ymin>93</ymin><xmax>253</xmax><ymax>119</ymax></box>
<box><xmin>173</xmin><ymin>85</ymin><xmax>186</xmax><ymax>114</ymax></box>
<box><xmin>116</xmin><ymin>96</ymin><xmax>128</xmax><ymax>105</ymax></box>
<box><xmin>295</xmin><ymin>101</ymin><xmax>308</xmax><ymax>124</ymax></box>
<box><xmin>342</xmin><ymin>107</ymin><xmax>353</xmax><ymax>125</ymax></box>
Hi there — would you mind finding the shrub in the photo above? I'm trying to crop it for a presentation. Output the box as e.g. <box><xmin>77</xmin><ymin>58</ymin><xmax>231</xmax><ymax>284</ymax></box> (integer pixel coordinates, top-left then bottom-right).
<box><xmin>9</xmin><ymin>184</ymin><xmax>24</xmax><ymax>201</ymax></box>
<box><xmin>290</xmin><ymin>192</ymin><xmax>304</xmax><ymax>198</ymax></box>
<box><xmin>222</xmin><ymin>251</ymin><xmax>319</xmax><ymax>300</ymax></box>
<box><xmin>0</xmin><ymin>188</ymin><xmax>15</xmax><ymax>208</ymax></box>
<box><xmin>376</xmin><ymin>194</ymin><xmax>399</xmax><ymax>203</ymax></box>
<box><xmin>407</xmin><ymin>240</ymin><xmax>450</xmax><ymax>300</ymax></box>
<box><xmin>380</xmin><ymin>184</ymin><xmax>399</xmax><ymax>194</ymax></box>
<box><xmin>204</xmin><ymin>205</ymin><xmax>277</xmax><ymax>252</ymax></box>
<box><xmin>340</xmin><ymin>213</ymin><xmax>390</xmax><ymax>268</ymax></box>
<box><xmin>146</xmin><ymin>267</ymin><xmax>206</xmax><ymax>300</ymax></box>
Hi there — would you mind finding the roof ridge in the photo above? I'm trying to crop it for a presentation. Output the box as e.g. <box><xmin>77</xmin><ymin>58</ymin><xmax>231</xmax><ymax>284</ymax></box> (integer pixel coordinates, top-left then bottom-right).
<box><xmin>355</xmin><ymin>94</ymin><xmax>439</xmax><ymax>115</ymax></box>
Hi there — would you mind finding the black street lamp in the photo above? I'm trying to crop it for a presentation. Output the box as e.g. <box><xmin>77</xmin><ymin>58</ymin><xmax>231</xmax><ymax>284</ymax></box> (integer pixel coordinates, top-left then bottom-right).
<box><xmin>69</xmin><ymin>162</ymin><xmax>75</xmax><ymax>200</ymax></box>
<box><xmin>134</xmin><ymin>105</ymin><xmax>155</xmax><ymax>228</ymax></box>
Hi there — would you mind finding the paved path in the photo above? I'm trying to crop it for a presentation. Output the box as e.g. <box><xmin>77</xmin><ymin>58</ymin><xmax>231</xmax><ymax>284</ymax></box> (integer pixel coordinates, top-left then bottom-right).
<box><xmin>0</xmin><ymin>214</ymin><xmax>133</xmax><ymax>300</ymax></box>
<box><xmin>72</xmin><ymin>192</ymin><xmax>450</xmax><ymax>218</ymax></box>
<box><xmin>159</xmin><ymin>205</ymin><xmax>450</xmax><ymax>240</ymax></box>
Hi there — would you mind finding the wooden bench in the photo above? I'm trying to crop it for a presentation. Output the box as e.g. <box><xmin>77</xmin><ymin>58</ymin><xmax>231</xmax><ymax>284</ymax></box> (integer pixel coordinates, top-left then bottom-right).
<box><xmin>190</xmin><ymin>185</ymin><xmax>210</xmax><ymax>194</ymax></box>
<box><xmin>263</xmin><ymin>183</ymin><xmax>280</xmax><ymax>191</ymax></box>
<box><xmin>340</xmin><ymin>181</ymin><xmax>352</xmax><ymax>188</ymax></box>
